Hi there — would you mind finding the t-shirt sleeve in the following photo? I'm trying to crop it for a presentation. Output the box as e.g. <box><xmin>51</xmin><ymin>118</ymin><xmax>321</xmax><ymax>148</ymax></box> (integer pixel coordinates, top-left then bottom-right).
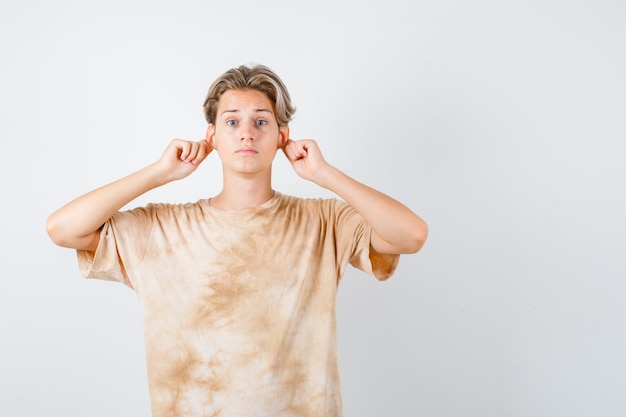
<box><xmin>76</xmin><ymin>206</ymin><xmax>154</xmax><ymax>289</ymax></box>
<box><xmin>332</xmin><ymin>199</ymin><xmax>400</xmax><ymax>281</ymax></box>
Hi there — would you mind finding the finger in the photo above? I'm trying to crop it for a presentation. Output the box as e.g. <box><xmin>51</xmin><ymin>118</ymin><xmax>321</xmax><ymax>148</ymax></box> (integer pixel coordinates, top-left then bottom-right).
<box><xmin>282</xmin><ymin>139</ymin><xmax>294</xmax><ymax>155</ymax></box>
<box><xmin>191</xmin><ymin>140</ymin><xmax>210</xmax><ymax>164</ymax></box>
<box><xmin>282</xmin><ymin>139</ymin><xmax>294</xmax><ymax>160</ymax></box>
<box><xmin>293</xmin><ymin>142</ymin><xmax>308</xmax><ymax>160</ymax></box>
<box><xmin>177</xmin><ymin>140</ymin><xmax>192</xmax><ymax>162</ymax></box>
<box><xmin>282</xmin><ymin>140</ymin><xmax>296</xmax><ymax>160</ymax></box>
<box><xmin>185</xmin><ymin>141</ymin><xmax>205</xmax><ymax>163</ymax></box>
<box><xmin>284</xmin><ymin>140</ymin><xmax>306</xmax><ymax>161</ymax></box>
<box><xmin>187</xmin><ymin>142</ymin><xmax>200</xmax><ymax>162</ymax></box>
<box><xmin>199</xmin><ymin>138</ymin><xmax>213</xmax><ymax>153</ymax></box>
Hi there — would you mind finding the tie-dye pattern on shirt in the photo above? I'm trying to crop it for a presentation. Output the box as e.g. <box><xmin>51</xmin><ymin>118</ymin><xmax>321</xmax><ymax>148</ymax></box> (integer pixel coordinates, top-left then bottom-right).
<box><xmin>77</xmin><ymin>192</ymin><xmax>399</xmax><ymax>417</ymax></box>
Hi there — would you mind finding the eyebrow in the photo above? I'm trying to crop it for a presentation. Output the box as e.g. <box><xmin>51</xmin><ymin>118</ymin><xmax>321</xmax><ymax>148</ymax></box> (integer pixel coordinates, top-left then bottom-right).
<box><xmin>220</xmin><ymin>108</ymin><xmax>273</xmax><ymax>116</ymax></box>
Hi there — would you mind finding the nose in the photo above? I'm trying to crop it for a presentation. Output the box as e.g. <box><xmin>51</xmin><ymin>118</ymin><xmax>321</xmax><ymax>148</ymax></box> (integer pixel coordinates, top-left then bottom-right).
<box><xmin>239</xmin><ymin>120</ymin><xmax>256</xmax><ymax>141</ymax></box>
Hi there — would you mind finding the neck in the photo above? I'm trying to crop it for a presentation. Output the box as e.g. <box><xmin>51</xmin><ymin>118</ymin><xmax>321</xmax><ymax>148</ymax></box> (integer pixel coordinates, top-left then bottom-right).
<box><xmin>209</xmin><ymin>175</ymin><xmax>275</xmax><ymax>211</ymax></box>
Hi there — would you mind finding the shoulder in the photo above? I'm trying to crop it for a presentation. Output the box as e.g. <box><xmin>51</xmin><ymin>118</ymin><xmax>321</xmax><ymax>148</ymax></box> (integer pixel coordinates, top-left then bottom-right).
<box><xmin>276</xmin><ymin>192</ymin><xmax>337</xmax><ymax>208</ymax></box>
<box><xmin>115</xmin><ymin>200</ymin><xmax>207</xmax><ymax>222</ymax></box>
<box><xmin>275</xmin><ymin>193</ymin><xmax>352</xmax><ymax>217</ymax></box>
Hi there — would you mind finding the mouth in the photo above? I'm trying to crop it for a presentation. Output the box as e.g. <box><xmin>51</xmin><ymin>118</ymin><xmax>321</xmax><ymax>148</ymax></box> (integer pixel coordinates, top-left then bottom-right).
<box><xmin>236</xmin><ymin>147</ymin><xmax>258</xmax><ymax>155</ymax></box>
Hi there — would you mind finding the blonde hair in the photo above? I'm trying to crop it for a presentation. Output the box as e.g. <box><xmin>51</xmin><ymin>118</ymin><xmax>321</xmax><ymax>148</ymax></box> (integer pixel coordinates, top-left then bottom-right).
<box><xmin>203</xmin><ymin>64</ymin><xmax>296</xmax><ymax>127</ymax></box>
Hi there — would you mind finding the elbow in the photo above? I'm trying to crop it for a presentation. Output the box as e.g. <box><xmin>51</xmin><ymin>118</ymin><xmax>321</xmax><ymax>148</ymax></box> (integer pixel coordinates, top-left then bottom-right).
<box><xmin>46</xmin><ymin>213</ymin><xmax>65</xmax><ymax>247</ymax></box>
<box><xmin>46</xmin><ymin>212</ymin><xmax>77</xmax><ymax>248</ymax></box>
<box><xmin>376</xmin><ymin>218</ymin><xmax>428</xmax><ymax>255</ymax></box>
<box><xmin>406</xmin><ymin>220</ymin><xmax>428</xmax><ymax>254</ymax></box>
<box><xmin>46</xmin><ymin>212</ymin><xmax>101</xmax><ymax>251</ymax></box>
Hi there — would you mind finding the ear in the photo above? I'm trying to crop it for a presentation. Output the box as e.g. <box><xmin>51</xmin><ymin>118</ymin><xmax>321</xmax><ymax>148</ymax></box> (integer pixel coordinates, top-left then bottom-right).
<box><xmin>206</xmin><ymin>124</ymin><xmax>216</xmax><ymax>147</ymax></box>
<box><xmin>278</xmin><ymin>125</ymin><xmax>290</xmax><ymax>148</ymax></box>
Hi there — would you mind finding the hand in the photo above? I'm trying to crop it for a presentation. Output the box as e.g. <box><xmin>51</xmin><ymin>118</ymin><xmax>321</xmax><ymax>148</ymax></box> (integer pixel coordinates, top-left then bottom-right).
<box><xmin>282</xmin><ymin>139</ymin><xmax>330</xmax><ymax>183</ymax></box>
<box><xmin>155</xmin><ymin>139</ymin><xmax>212</xmax><ymax>183</ymax></box>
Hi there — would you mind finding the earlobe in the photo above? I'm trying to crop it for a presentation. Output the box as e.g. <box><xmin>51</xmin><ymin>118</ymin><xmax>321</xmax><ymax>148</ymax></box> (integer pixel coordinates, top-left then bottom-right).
<box><xmin>278</xmin><ymin>126</ymin><xmax>290</xmax><ymax>148</ymax></box>
<box><xmin>206</xmin><ymin>124</ymin><xmax>216</xmax><ymax>147</ymax></box>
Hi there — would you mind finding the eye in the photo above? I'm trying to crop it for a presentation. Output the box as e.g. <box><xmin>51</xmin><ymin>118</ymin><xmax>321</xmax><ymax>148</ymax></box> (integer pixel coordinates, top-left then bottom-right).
<box><xmin>226</xmin><ymin>119</ymin><xmax>237</xmax><ymax>126</ymax></box>
<box><xmin>256</xmin><ymin>119</ymin><xmax>267</xmax><ymax>126</ymax></box>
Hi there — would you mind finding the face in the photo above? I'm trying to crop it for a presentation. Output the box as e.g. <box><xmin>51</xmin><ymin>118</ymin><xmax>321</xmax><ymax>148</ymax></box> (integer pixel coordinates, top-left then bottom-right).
<box><xmin>206</xmin><ymin>89</ymin><xmax>289</xmax><ymax>176</ymax></box>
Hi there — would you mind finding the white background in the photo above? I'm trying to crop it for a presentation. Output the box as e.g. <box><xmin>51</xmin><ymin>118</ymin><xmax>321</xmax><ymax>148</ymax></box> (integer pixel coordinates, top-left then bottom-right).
<box><xmin>1</xmin><ymin>0</ymin><xmax>625</xmax><ymax>416</ymax></box>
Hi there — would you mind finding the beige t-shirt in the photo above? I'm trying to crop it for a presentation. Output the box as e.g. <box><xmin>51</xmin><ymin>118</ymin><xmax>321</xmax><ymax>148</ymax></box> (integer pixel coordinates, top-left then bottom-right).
<box><xmin>77</xmin><ymin>192</ymin><xmax>399</xmax><ymax>417</ymax></box>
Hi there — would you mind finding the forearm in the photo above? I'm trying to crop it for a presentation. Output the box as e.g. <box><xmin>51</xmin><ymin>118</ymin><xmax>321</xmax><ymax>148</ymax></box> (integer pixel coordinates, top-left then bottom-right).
<box><xmin>315</xmin><ymin>165</ymin><xmax>428</xmax><ymax>254</ymax></box>
<box><xmin>46</xmin><ymin>163</ymin><xmax>166</xmax><ymax>249</ymax></box>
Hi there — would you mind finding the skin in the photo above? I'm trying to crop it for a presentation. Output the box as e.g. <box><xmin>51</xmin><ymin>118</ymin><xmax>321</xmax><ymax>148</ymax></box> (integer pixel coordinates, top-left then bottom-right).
<box><xmin>46</xmin><ymin>88</ymin><xmax>428</xmax><ymax>255</ymax></box>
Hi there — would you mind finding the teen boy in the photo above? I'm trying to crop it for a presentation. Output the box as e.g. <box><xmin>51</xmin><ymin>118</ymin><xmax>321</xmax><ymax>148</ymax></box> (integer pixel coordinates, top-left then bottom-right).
<box><xmin>47</xmin><ymin>64</ymin><xmax>428</xmax><ymax>417</ymax></box>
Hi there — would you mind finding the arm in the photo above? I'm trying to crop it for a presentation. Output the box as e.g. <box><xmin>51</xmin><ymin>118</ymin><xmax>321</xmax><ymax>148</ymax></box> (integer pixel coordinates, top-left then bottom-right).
<box><xmin>46</xmin><ymin>139</ymin><xmax>211</xmax><ymax>252</ymax></box>
<box><xmin>282</xmin><ymin>139</ymin><xmax>428</xmax><ymax>254</ymax></box>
